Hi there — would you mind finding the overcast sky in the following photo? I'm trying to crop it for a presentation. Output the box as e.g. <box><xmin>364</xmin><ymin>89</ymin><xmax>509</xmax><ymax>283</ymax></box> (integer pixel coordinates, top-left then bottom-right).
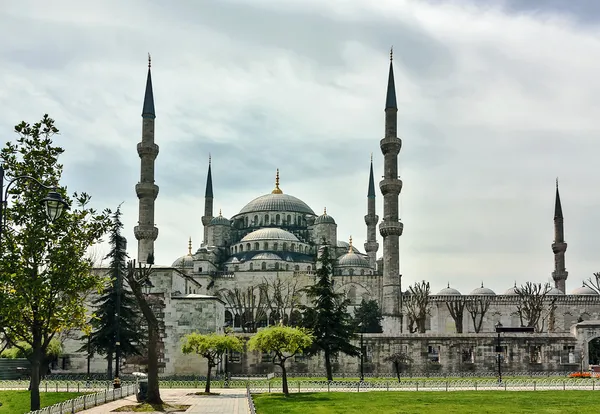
<box><xmin>1</xmin><ymin>0</ymin><xmax>599</xmax><ymax>295</ymax></box>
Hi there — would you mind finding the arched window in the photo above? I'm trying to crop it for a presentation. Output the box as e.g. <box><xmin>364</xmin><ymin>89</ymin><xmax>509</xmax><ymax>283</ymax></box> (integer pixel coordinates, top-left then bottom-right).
<box><xmin>265</xmin><ymin>214</ymin><xmax>269</xmax><ymax>225</ymax></box>
<box><xmin>225</xmin><ymin>310</ymin><xmax>234</xmax><ymax>326</ymax></box>
<box><xmin>361</xmin><ymin>269</ymin><xmax>365</xmax><ymax>275</ymax></box>
<box><xmin>347</xmin><ymin>286</ymin><xmax>357</xmax><ymax>304</ymax></box>
<box><xmin>307</xmin><ymin>265</ymin><xmax>312</xmax><ymax>271</ymax></box>
<box><xmin>234</xmin><ymin>265</ymin><xmax>239</xmax><ymax>272</ymax></box>
<box><xmin>249</xmin><ymin>263</ymin><xmax>254</xmax><ymax>271</ymax></box>
<box><xmin>261</xmin><ymin>262</ymin><xmax>267</xmax><ymax>270</ymax></box>
<box><xmin>285</xmin><ymin>264</ymin><xmax>289</xmax><ymax>271</ymax></box>
<box><xmin>264</xmin><ymin>242</ymin><xmax>269</xmax><ymax>250</ymax></box>
<box><xmin>273</xmin><ymin>242</ymin><xmax>278</xmax><ymax>251</ymax></box>
<box><xmin>275</xmin><ymin>262</ymin><xmax>279</xmax><ymax>270</ymax></box>
<box><xmin>234</xmin><ymin>246</ymin><xmax>238</xmax><ymax>253</ymax></box>
<box><xmin>245</xmin><ymin>216</ymin><xmax>249</xmax><ymax>227</ymax></box>
<box><xmin>276</xmin><ymin>214</ymin><xmax>280</xmax><ymax>225</ymax></box>
<box><xmin>239</xmin><ymin>244</ymin><xmax>243</xmax><ymax>252</ymax></box>
<box><xmin>291</xmin><ymin>243</ymin><xmax>295</xmax><ymax>252</ymax></box>
<box><xmin>282</xmin><ymin>243</ymin><xmax>288</xmax><ymax>251</ymax></box>
<box><xmin>254</xmin><ymin>215</ymin><xmax>258</xmax><ymax>225</ymax></box>
<box><xmin>287</xmin><ymin>215</ymin><xmax>291</xmax><ymax>224</ymax></box>
<box><xmin>349</xmin><ymin>268</ymin><xmax>354</xmax><ymax>276</ymax></box>
<box><xmin>254</xmin><ymin>242</ymin><xmax>260</xmax><ymax>251</ymax></box>
<box><xmin>246</xmin><ymin>243</ymin><xmax>251</xmax><ymax>251</ymax></box>
<box><xmin>294</xmin><ymin>265</ymin><xmax>300</xmax><ymax>271</ymax></box>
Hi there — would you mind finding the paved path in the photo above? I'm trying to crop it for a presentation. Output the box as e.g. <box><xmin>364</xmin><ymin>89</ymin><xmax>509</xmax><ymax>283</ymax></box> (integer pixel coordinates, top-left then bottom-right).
<box><xmin>78</xmin><ymin>389</ymin><xmax>250</xmax><ymax>413</ymax></box>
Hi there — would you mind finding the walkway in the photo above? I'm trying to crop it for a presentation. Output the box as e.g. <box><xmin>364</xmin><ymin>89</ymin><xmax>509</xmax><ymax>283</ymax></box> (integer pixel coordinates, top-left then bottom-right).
<box><xmin>78</xmin><ymin>388</ymin><xmax>250</xmax><ymax>413</ymax></box>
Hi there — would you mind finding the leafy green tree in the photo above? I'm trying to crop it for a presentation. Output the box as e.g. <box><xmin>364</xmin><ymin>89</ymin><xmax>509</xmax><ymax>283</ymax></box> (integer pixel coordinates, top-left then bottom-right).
<box><xmin>301</xmin><ymin>243</ymin><xmax>359</xmax><ymax>381</ymax></box>
<box><xmin>0</xmin><ymin>115</ymin><xmax>111</xmax><ymax>410</ymax></box>
<box><xmin>1</xmin><ymin>339</ymin><xmax>62</xmax><ymax>377</ymax></box>
<box><xmin>248</xmin><ymin>325</ymin><xmax>313</xmax><ymax>396</ymax></box>
<box><xmin>181</xmin><ymin>332</ymin><xmax>243</xmax><ymax>393</ymax></box>
<box><xmin>79</xmin><ymin>206</ymin><xmax>144</xmax><ymax>378</ymax></box>
<box><xmin>353</xmin><ymin>299</ymin><xmax>383</xmax><ymax>333</ymax></box>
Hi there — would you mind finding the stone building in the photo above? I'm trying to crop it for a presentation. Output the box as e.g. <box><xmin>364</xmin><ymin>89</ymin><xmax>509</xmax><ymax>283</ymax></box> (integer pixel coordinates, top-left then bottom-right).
<box><xmin>62</xmin><ymin>54</ymin><xmax>600</xmax><ymax>377</ymax></box>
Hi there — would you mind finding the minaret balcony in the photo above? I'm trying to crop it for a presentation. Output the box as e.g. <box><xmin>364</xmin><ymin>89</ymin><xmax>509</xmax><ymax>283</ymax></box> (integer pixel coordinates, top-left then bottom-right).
<box><xmin>379</xmin><ymin>179</ymin><xmax>403</xmax><ymax>196</ymax></box>
<box><xmin>364</xmin><ymin>214</ymin><xmax>379</xmax><ymax>226</ymax></box>
<box><xmin>137</xmin><ymin>142</ymin><xmax>159</xmax><ymax>159</ymax></box>
<box><xmin>379</xmin><ymin>220</ymin><xmax>404</xmax><ymax>237</ymax></box>
<box><xmin>364</xmin><ymin>241</ymin><xmax>379</xmax><ymax>252</ymax></box>
<box><xmin>380</xmin><ymin>136</ymin><xmax>402</xmax><ymax>154</ymax></box>
<box><xmin>134</xmin><ymin>225</ymin><xmax>159</xmax><ymax>241</ymax></box>
<box><xmin>136</xmin><ymin>182</ymin><xmax>159</xmax><ymax>200</ymax></box>
<box><xmin>552</xmin><ymin>241</ymin><xmax>568</xmax><ymax>254</ymax></box>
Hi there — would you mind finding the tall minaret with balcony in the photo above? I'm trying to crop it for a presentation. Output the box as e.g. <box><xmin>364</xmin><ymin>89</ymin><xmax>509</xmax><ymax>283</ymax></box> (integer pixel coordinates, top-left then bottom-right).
<box><xmin>201</xmin><ymin>155</ymin><xmax>214</xmax><ymax>246</ymax></box>
<box><xmin>364</xmin><ymin>154</ymin><xmax>379</xmax><ymax>269</ymax></box>
<box><xmin>134</xmin><ymin>54</ymin><xmax>159</xmax><ymax>264</ymax></box>
<box><xmin>379</xmin><ymin>48</ymin><xmax>404</xmax><ymax>333</ymax></box>
<box><xmin>552</xmin><ymin>179</ymin><xmax>568</xmax><ymax>293</ymax></box>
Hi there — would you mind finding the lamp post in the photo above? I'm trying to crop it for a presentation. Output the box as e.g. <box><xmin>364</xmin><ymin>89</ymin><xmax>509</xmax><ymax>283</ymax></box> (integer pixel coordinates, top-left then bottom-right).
<box><xmin>495</xmin><ymin>322</ymin><xmax>503</xmax><ymax>385</ymax></box>
<box><xmin>359</xmin><ymin>322</ymin><xmax>365</xmax><ymax>382</ymax></box>
<box><xmin>223</xmin><ymin>322</ymin><xmax>232</xmax><ymax>386</ymax></box>
<box><xmin>0</xmin><ymin>165</ymin><xmax>69</xmax><ymax>243</ymax></box>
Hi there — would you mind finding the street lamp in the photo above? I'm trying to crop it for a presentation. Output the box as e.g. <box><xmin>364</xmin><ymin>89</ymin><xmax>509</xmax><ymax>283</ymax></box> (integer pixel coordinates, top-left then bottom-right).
<box><xmin>358</xmin><ymin>322</ymin><xmax>365</xmax><ymax>382</ymax></box>
<box><xmin>0</xmin><ymin>165</ymin><xmax>68</xmax><ymax>242</ymax></box>
<box><xmin>495</xmin><ymin>322</ymin><xmax>503</xmax><ymax>385</ymax></box>
<box><xmin>223</xmin><ymin>321</ymin><xmax>232</xmax><ymax>385</ymax></box>
<box><xmin>143</xmin><ymin>279</ymin><xmax>153</xmax><ymax>295</ymax></box>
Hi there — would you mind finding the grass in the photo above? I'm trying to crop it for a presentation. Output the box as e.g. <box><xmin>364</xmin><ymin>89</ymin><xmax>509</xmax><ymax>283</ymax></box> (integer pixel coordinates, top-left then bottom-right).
<box><xmin>113</xmin><ymin>403</ymin><xmax>190</xmax><ymax>412</ymax></box>
<box><xmin>0</xmin><ymin>391</ymin><xmax>86</xmax><ymax>414</ymax></box>
<box><xmin>253</xmin><ymin>391</ymin><xmax>600</xmax><ymax>413</ymax></box>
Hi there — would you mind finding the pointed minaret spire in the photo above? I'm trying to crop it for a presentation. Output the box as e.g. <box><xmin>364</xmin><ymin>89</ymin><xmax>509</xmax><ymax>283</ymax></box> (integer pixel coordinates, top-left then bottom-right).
<box><xmin>201</xmin><ymin>155</ymin><xmax>214</xmax><ymax>246</ymax></box>
<box><xmin>552</xmin><ymin>179</ymin><xmax>568</xmax><ymax>293</ymax></box>
<box><xmin>134</xmin><ymin>55</ymin><xmax>160</xmax><ymax>264</ymax></box>
<box><xmin>364</xmin><ymin>155</ymin><xmax>379</xmax><ymax>269</ymax></box>
<box><xmin>142</xmin><ymin>53</ymin><xmax>155</xmax><ymax>119</ymax></box>
<box><xmin>386</xmin><ymin>47</ymin><xmax>397</xmax><ymax>109</ymax></box>
<box><xmin>272</xmin><ymin>169</ymin><xmax>283</xmax><ymax>194</ymax></box>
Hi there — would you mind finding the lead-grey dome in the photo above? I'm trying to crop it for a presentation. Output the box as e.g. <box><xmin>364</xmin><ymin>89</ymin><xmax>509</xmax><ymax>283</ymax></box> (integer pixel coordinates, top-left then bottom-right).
<box><xmin>241</xmin><ymin>228</ymin><xmax>299</xmax><ymax>242</ymax></box>
<box><xmin>571</xmin><ymin>285</ymin><xmax>598</xmax><ymax>296</ymax></box>
<box><xmin>315</xmin><ymin>208</ymin><xmax>336</xmax><ymax>225</ymax></box>
<box><xmin>210</xmin><ymin>215</ymin><xmax>230</xmax><ymax>226</ymax></box>
<box><xmin>337</xmin><ymin>251</ymin><xmax>370</xmax><ymax>267</ymax></box>
<box><xmin>172</xmin><ymin>254</ymin><xmax>194</xmax><ymax>269</ymax></box>
<box><xmin>436</xmin><ymin>285</ymin><xmax>461</xmax><ymax>295</ymax></box>
<box><xmin>238</xmin><ymin>193</ymin><xmax>315</xmax><ymax>215</ymax></box>
<box><xmin>469</xmin><ymin>283</ymin><xmax>496</xmax><ymax>296</ymax></box>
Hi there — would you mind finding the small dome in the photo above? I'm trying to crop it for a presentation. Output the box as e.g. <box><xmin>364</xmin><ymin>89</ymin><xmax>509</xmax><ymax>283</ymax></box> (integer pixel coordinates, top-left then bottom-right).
<box><xmin>251</xmin><ymin>252</ymin><xmax>282</xmax><ymax>261</ymax></box>
<box><xmin>469</xmin><ymin>283</ymin><xmax>496</xmax><ymax>296</ymax></box>
<box><xmin>571</xmin><ymin>285</ymin><xmax>598</xmax><ymax>296</ymax></box>
<box><xmin>241</xmin><ymin>228</ymin><xmax>299</xmax><ymax>242</ymax></box>
<box><xmin>210</xmin><ymin>215</ymin><xmax>230</xmax><ymax>226</ymax></box>
<box><xmin>436</xmin><ymin>284</ymin><xmax>461</xmax><ymax>296</ymax></box>
<box><xmin>337</xmin><ymin>252</ymin><xmax>370</xmax><ymax>267</ymax></box>
<box><xmin>547</xmin><ymin>287</ymin><xmax>564</xmax><ymax>295</ymax></box>
<box><xmin>315</xmin><ymin>208</ymin><xmax>336</xmax><ymax>225</ymax></box>
<box><xmin>172</xmin><ymin>254</ymin><xmax>194</xmax><ymax>269</ymax></box>
<box><xmin>504</xmin><ymin>285</ymin><xmax>518</xmax><ymax>295</ymax></box>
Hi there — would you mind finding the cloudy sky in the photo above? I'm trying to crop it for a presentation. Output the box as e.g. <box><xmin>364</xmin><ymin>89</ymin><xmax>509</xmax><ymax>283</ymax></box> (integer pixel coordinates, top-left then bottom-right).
<box><xmin>1</xmin><ymin>0</ymin><xmax>599</xmax><ymax>295</ymax></box>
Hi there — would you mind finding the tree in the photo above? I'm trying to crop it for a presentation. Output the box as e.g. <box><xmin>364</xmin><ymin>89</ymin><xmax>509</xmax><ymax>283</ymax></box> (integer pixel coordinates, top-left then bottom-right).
<box><xmin>405</xmin><ymin>281</ymin><xmax>430</xmax><ymax>333</ymax></box>
<box><xmin>384</xmin><ymin>351</ymin><xmax>412</xmax><ymax>382</ymax></box>
<box><xmin>301</xmin><ymin>243</ymin><xmax>359</xmax><ymax>381</ymax></box>
<box><xmin>446</xmin><ymin>297</ymin><xmax>466</xmax><ymax>333</ymax></box>
<box><xmin>465</xmin><ymin>297</ymin><xmax>491</xmax><ymax>333</ymax></box>
<box><xmin>1</xmin><ymin>339</ymin><xmax>62</xmax><ymax>377</ymax></box>
<box><xmin>217</xmin><ymin>285</ymin><xmax>268</xmax><ymax>333</ymax></box>
<box><xmin>79</xmin><ymin>207</ymin><xmax>145</xmax><ymax>378</ymax></box>
<box><xmin>584</xmin><ymin>272</ymin><xmax>600</xmax><ymax>294</ymax></box>
<box><xmin>260</xmin><ymin>275</ymin><xmax>302</xmax><ymax>326</ymax></box>
<box><xmin>248</xmin><ymin>325</ymin><xmax>313</xmax><ymax>396</ymax></box>
<box><xmin>124</xmin><ymin>259</ymin><xmax>163</xmax><ymax>404</ymax></box>
<box><xmin>181</xmin><ymin>333</ymin><xmax>243</xmax><ymax>393</ymax></box>
<box><xmin>514</xmin><ymin>282</ymin><xmax>554</xmax><ymax>332</ymax></box>
<box><xmin>0</xmin><ymin>115</ymin><xmax>111</xmax><ymax>410</ymax></box>
<box><xmin>353</xmin><ymin>299</ymin><xmax>383</xmax><ymax>333</ymax></box>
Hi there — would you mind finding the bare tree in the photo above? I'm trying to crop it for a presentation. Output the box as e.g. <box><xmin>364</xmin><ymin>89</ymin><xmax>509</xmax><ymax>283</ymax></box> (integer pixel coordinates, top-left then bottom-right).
<box><xmin>446</xmin><ymin>298</ymin><xmax>466</xmax><ymax>333</ymax></box>
<box><xmin>466</xmin><ymin>297</ymin><xmax>491</xmax><ymax>333</ymax></box>
<box><xmin>514</xmin><ymin>282</ymin><xmax>553</xmax><ymax>332</ymax></box>
<box><xmin>384</xmin><ymin>352</ymin><xmax>413</xmax><ymax>382</ymax></box>
<box><xmin>405</xmin><ymin>281</ymin><xmax>430</xmax><ymax>333</ymax></box>
<box><xmin>260</xmin><ymin>275</ymin><xmax>301</xmax><ymax>325</ymax></box>
<box><xmin>584</xmin><ymin>272</ymin><xmax>600</xmax><ymax>294</ymax></box>
<box><xmin>217</xmin><ymin>286</ymin><xmax>268</xmax><ymax>333</ymax></box>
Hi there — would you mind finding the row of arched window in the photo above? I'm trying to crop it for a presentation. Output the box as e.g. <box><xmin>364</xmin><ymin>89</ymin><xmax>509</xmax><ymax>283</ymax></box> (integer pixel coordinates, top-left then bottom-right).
<box><xmin>225</xmin><ymin>263</ymin><xmax>313</xmax><ymax>272</ymax></box>
<box><xmin>242</xmin><ymin>213</ymin><xmax>308</xmax><ymax>228</ymax></box>
<box><xmin>232</xmin><ymin>242</ymin><xmax>311</xmax><ymax>254</ymax></box>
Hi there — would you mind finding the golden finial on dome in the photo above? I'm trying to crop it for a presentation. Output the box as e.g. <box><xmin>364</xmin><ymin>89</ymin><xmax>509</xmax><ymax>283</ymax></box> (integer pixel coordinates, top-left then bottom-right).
<box><xmin>272</xmin><ymin>169</ymin><xmax>283</xmax><ymax>194</ymax></box>
<box><xmin>348</xmin><ymin>235</ymin><xmax>353</xmax><ymax>252</ymax></box>
<box><xmin>188</xmin><ymin>237</ymin><xmax>192</xmax><ymax>256</ymax></box>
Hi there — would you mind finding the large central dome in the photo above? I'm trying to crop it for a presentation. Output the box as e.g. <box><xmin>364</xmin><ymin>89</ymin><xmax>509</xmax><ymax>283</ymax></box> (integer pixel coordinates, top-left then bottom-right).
<box><xmin>238</xmin><ymin>193</ymin><xmax>315</xmax><ymax>215</ymax></box>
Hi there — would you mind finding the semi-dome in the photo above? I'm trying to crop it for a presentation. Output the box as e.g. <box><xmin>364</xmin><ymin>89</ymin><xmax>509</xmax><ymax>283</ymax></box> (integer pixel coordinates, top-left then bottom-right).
<box><xmin>315</xmin><ymin>207</ymin><xmax>336</xmax><ymax>225</ymax></box>
<box><xmin>469</xmin><ymin>283</ymin><xmax>496</xmax><ymax>296</ymax></box>
<box><xmin>436</xmin><ymin>284</ymin><xmax>461</xmax><ymax>296</ymax></box>
<box><xmin>241</xmin><ymin>228</ymin><xmax>299</xmax><ymax>242</ymax></box>
<box><xmin>571</xmin><ymin>284</ymin><xmax>598</xmax><ymax>296</ymax></box>
<box><xmin>210</xmin><ymin>210</ymin><xmax>230</xmax><ymax>226</ymax></box>
<box><xmin>251</xmin><ymin>252</ymin><xmax>282</xmax><ymax>261</ymax></box>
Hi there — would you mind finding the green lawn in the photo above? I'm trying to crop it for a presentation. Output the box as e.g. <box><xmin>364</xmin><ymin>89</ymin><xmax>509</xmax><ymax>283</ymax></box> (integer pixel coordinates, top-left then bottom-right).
<box><xmin>0</xmin><ymin>391</ymin><xmax>85</xmax><ymax>414</ymax></box>
<box><xmin>253</xmin><ymin>391</ymin><xmax>600</xmax><ymax>413</ymax></box>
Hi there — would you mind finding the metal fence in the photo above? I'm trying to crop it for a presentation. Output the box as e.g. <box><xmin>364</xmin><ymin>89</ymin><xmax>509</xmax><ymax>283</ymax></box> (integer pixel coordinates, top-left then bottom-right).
<box><xmin>25</xmin><ymin>383</ymin><xmax>136</xmax><ymax>414</ymax></box>
<box><xmin>246</xmin><ymin>384</ymin><xmax>257</xmax><ymax>414</ymax></box>
<box><xmin>0</xmin><ymin>380</ymin><xmax>135</xmax><ymax>392</ymax></box>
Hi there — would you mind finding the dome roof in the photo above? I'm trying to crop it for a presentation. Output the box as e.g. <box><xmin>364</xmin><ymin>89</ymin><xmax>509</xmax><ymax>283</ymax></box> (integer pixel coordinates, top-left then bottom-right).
<box><xmin>337</xmin><ymin>252</ymin><xmax>370</xmax><ymax>267</ymax></box>
<box><xmin>337</xmin><ymin>240</ymin><xmax>359</xmax><ymax>253</ymax></box>
<box><xmin>210</xmin><ymin>211</ymin><xmax>230</xmax><ymax>226</ymax></box>
<box><xmin>571</xmin><ymin>285</ymin><xmax>598</xmax><ymax>296</ymax></box>
<box><xmin>251</xmin><ymin>252</ymin><xmax>282</xmax><ymax>261</ymax></box>
<box><xmin>241</xmin><ymin>228</ymin><xmax>299</xmax><ymax>243</ymax></box>
<box><xmin>238</xmin><ymin>193</ymin><xmax>315</xmax><ymax>216</ymax></box>
<box><xmin>315</xmin><ymin>208</ymin><xmax>336</xmax><ymax>225</ymax></box>
<box><xmin>172</xmin><ymin>254</ymin><xmax>194</xmax><ymax>269</ymax></box>
<box><xmin>469</xmin><ymin>284</ymin><xmax>496</xmax><ymax>296</ymax></box>
<box><xmin>504</xmin><ymin>285</ymin><xmax>518</xmax><ymax>295</ymax></box>
<box><xmin>436</xmin><ymin>284</ymin><xmax>461</xmax><ymax>295</ymax></box>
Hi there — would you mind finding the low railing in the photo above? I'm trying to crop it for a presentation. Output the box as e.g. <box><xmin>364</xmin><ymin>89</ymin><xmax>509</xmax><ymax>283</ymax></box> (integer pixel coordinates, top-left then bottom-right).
<box><xmin>26</xmin><ymin>383</ymin><xmax>136</xmax><ymax>414</ymax></box>
<box><xmin>246</xmin><ymin>384</ymin><xmax>257</xmax><ymax>414</ymax></box>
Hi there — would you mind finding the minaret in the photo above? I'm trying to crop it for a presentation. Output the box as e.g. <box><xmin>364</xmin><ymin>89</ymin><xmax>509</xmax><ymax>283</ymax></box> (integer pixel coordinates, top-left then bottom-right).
<box><xmin>551</xmin><ymin>179</ymin><xmax>568</xmax><ymax>293</ymax></box>
<box><xmin>201</xmin><ymin>155</ymin><xmax>214</xmax><ymax>245</ymax></box>
<box><xmin>378</xmin><ymin>47</ymin><xmax>404</xmax><ymax>333</ymax></box>
<box><xmin>364</xmin><ymin>154</ymin><xmax>379</xmax><ymax>269</ymax></box>
<box><xmin>134</xmin><ymin>54</ymin><xmax>159</xmax><ymax>264</ymax></box>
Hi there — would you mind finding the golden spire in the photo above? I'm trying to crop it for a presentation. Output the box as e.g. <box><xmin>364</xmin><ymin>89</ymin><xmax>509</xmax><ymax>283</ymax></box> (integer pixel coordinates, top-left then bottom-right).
<box><xmin>272</xmin><ymin>169</ymin><xmax>283</xmax><ymax>194</ymax></box>
<box><xmin>188</xmin><ymin>237</ymin><xmax>192</xmax><ymax>255</ymax></box>
<box><xmin>348</xmin><ymin>235</ymin><xmax>353</xmax><ymax>252</ymax></box>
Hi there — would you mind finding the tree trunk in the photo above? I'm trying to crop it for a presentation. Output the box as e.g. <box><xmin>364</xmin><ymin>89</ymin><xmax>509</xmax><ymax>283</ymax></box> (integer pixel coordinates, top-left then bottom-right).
<box><xmin>324</xmin><ymin>349</ymin><xmax>333</xmax><ymax>381</ymax></box>
<box><xmin>29</xmin><ymin>330</ymin><xmax>42</xmax><ymax>411</ymax></box>
<box><xmin>146</xmin><ymin>322</ymin><xmax>162</xmax><ymax>404</ymax></box>
<box><xmin>107</xmin><ymin>352</ymin><xmax>113</xmax><ymax>380</ymax></box>
<box><xmin>394</xmin><ymin>362</ymin><xmax>400</xmax><ymax>382</ymax></box>
<box><xmin>280</xmin><ymin>363</ymin><xmax>289</xmax><ymax>396</ymax></box>
<box><xmin>205</xmin><ymin>364</ymin><xmax>212</xmax><ymax>393</ymax></box>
